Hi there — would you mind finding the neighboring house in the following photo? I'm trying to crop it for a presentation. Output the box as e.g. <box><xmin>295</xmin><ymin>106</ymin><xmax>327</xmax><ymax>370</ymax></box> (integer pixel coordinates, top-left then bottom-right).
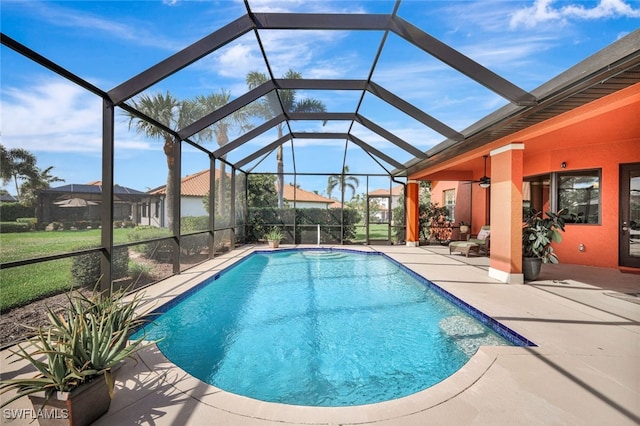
<box><xmin>149</xmin><ymin>171</ymin><xmax>337</xmax><ymax>228</ymax></box>
<box><xmin>281</xmin><ymin>184</ymin><xmax>335</xmax><ymax>209</ymax></box>
<box><xmin>37</xmin><ymin>181</ymin><xmax>154</xmax><ymax>226</ymax></box>
<box><xmin>0</xmin><ymin>194</ymin><xmax>18</xmax><ymax>203</ymax></box>
<box><xmin>149</xmin><ymin>169</ymin><xmax>224</xmax><ymax>227</ymax></box>
<box><xmin>368</xmin><ymin>185</ymin><xmax>403</xmax><ymax>222</ymax></box>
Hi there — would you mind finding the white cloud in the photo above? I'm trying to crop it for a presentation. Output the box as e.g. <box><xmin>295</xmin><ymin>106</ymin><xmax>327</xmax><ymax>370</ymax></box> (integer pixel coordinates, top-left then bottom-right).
<box><xmin>510</xmin><ymin>0</ymin><xmax>640</xmax><ymax>29</ymax></box>
<box><xmin>212</xmin><ymin>42</ymin><xmax>266</xmax><ymax>78</ymax></box>
<box><xmin>1</xmin><ymin>78</ymin><xmax>153</xmax><ymax>154</ymax></box>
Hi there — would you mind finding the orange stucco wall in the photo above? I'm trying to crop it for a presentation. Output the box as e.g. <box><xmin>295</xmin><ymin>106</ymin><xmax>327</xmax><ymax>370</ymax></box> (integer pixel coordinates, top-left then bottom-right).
<box><xmin>412</xmin><ymin>83</ymin><xmax>640</xmax><ymax>270</ymax></box>
<box><xmin>489</xmin><ymin>146</ymin><xmax>524</xmax><ymax>275</ymax></box>
<box><xmin>519</xmin><ymin>84</ymin><xmax>640</xmax><ymax>268</ymax></box>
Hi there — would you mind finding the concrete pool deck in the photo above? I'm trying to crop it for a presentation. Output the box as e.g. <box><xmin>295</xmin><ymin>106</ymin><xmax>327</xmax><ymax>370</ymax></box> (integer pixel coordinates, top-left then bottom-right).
<box><xmin>2</xmin><ymin>244</ymin><xmax>639</xmax><ymax>425</ymax></box>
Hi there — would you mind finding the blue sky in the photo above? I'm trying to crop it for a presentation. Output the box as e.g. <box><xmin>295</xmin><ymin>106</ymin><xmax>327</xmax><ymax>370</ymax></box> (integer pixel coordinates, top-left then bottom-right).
<box><xmin>1</xmin><ymin>0</ymin><xmax>639</xmax><ymax>197</ymax></box>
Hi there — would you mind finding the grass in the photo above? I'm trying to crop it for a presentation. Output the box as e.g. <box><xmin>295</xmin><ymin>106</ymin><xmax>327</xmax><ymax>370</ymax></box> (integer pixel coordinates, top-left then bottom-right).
<box><xmin>1</xmin><ymin>258</ymin><xmax>75</xmax><ymax>311</ymax></box>
<box><xmin>0</xmin><ymin>229</ymin><xmax>131</xmax><ymax>263</ymax></box>
<box><xmin>353</xmin><ymin>223</ymin><xmax>389</xmax><ymax>241</ymax></box>
<box><xmin>0</xmin><ymin>229</ymin><xmax>133</xmax><ymax>311</ymax></box>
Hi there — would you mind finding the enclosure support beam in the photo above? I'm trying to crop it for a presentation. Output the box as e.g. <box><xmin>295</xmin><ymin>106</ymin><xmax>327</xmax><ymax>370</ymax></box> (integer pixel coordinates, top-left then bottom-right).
<box><xmin>208</xmin><ymin>156</ymin><xmax>216</xmax><ymax>259</ymax></box>
<box><xmin>100</xmin><ymin>99</ymin><xmax>115</xmax><ymax>292</ymax></box>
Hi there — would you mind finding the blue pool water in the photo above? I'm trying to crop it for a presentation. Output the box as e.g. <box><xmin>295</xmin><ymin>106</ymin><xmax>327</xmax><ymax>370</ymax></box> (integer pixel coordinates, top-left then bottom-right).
<box><xmin>134</xmin><ymin>249</ymin><xmax>532</xmax><ymax>406</ymax></box>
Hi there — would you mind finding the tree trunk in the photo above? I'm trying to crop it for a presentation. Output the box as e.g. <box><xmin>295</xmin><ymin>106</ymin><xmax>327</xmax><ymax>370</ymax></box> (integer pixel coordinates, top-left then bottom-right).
<box><xmin>164</xmin><ymin>138</ymin><xmax>175</xmax><ymax>230</ymax></box>
<box><xmin>216</xmin><ymin>133</ymin><xmax>229</xmax><ymax>217</ymax></box>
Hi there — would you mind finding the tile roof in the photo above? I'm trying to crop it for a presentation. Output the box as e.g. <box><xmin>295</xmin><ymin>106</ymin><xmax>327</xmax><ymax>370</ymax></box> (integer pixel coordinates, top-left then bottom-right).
<box><xmin>149</xmin><ymin>169</ymin><xmax>223</xmax><ymax>196</ymax></box>
<box><xmin>368</xmin><ymin>185</ymin><xmax>404</xmax><ymax>197</ymax></box>
<box><xmin>282</xmin><ymin>184</ymin><xmax>335</xmax><ymax>204</ymax></box>
<box><xmin>149</xmin><ymin>170</ymin><xmax>334</xmax><ymax>205</ymax></box>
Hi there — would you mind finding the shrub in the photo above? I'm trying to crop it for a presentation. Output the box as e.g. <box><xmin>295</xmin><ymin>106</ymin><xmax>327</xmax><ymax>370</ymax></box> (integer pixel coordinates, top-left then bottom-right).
<box><xmin>181</xmin><ymin>216</ymin><xmax>209</xmax><ymax>233</ymax></box>
<box><xmin>0</xmin><ymin>222</ymin><xmax>30</xmax><ymax>233</ymax></box>
<box><xmin>16</xmin><ymin>217</ymin><xmax>37</xmax><ymax>230</ymax></box>
<box><xmin>0</xmin><ymin>203</ymin><xmax>34</xmax><ymax>222</ymax></box>
<box><xmin>245</xmin><ymin>207</ymin><xmax>361</xmax><ymax>243</ymax></box>
<box><xmin>129</xmin><ymin>261</ymin><xmax>154</xmax><ymax>282</ymax></box>
<box><xmin>127</xmin><ymin>226</ymin><xmax>173</xmax><ymax>260</ymax></box>
<box><xmin>70</xmin><ymin>246</ymin><xmax>129</xmax><ymax>287</ymax></box>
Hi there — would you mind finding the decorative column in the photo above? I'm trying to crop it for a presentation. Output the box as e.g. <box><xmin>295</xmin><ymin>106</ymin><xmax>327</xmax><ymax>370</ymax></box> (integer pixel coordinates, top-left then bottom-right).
<box><xmin>406</xmin><ymin>180</ymin><xmax>420</xmax><ymax>247</ymax></box>
<box><xmin>488</xmin><ymin>143</ymin><xmax>524</xmax><ymax>284</ymax></box>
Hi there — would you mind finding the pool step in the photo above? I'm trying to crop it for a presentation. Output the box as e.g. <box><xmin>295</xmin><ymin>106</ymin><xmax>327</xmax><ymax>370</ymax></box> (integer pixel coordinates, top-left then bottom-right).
<box><xmin>439</xmin><ymin>315</ymin><xmax>509</xmax><ymax>356</ymax></box>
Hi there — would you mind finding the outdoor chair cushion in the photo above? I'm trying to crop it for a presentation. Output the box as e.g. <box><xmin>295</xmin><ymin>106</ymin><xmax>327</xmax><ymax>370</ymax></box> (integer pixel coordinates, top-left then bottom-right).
<box><xmin>467</xmin><ymin>226</ymin><xmax>490</xmax><ymax>254</ymax></box>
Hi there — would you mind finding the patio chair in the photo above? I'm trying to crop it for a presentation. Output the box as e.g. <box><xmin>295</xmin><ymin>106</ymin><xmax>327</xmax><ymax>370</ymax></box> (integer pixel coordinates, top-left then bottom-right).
<box><xmin>470</xmin><ymin>226</ymin><xmax>490</xmax><ymax>255</ymax></box>
<box><xmin>449</xmin><ymin>226</ymin><xmax>490</xmax><ymax>257</ymax></box>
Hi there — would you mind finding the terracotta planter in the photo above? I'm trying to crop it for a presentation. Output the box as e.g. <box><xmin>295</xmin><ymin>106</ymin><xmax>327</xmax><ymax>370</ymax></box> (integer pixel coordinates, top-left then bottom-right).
<box><xmin>267</xmin><ymin>240</ymin><xmax>279</xmax><ymax>248</ymax></box>
<box><xmin>28</xmin><ymin>377</ymin><xmax>111</xmax><ymax>426</ymax></box>
<box><xmin>459</xmin><ymin>225</ymin><xmax>469</xmax><ymax>234</ymax></box>
<box><xmin>522</xmin><ymin>257</ymin><xmax>542</xmax><ymax>281</ymax></box>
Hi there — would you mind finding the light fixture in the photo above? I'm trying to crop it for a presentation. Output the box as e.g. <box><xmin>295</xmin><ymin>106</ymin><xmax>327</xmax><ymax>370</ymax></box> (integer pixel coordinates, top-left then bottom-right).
<box><xmin>561</xmin><ymin>162</ymin><xmax>567</xmax><ymax>168</ymax></box>
<box><xmin>478</xmin><ymin>155</ymin><xmax>490</xmax><ymax>189</ymax></box>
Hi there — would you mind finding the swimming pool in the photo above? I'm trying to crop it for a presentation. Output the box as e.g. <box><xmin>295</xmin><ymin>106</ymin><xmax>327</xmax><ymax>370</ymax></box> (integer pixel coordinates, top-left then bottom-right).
<box><xmin>134</xmin><ymin>249</ymin><xmax>533</xmax><ymax>407</ymax></box>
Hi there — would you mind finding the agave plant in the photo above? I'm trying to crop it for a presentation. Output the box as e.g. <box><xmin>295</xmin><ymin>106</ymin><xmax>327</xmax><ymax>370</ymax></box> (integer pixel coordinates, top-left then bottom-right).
<box><xmin>264</xmin><ymin>227</ymin><xmax>283</xmax><ymax>241</ymax></box>
<box><xmin>0</xmin><ymin>284</ymin><xmax>156</xmax><ymax>407</ymax></box>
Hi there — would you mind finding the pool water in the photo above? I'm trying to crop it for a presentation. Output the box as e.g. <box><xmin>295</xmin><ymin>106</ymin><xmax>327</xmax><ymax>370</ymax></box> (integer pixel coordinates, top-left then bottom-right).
<box><xmin>134</xmin><ymin>249</ymin><xmax>523</xmax><ymax>406</ymax></box>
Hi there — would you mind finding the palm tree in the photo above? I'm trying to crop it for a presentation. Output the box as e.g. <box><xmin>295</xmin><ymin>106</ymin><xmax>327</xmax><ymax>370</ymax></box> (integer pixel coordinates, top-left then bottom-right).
<box><xmin>327</xmin><ymin>165</ymin><xmax>360</xmax><ymax>200</ymax></box>
<box><xmin>20</xmin><ymin>166</ymin><xmax>64</xmax><ymax>206</ymax></box>
<box><xmin>125</xmin><ymin>92</ymin><xmax>197</xmax><ymax>230</ymax></box>
<box><xmin>195</xmin><ymin>90</ymin><xmax>252</xmax><ymax>217</ymax></box>
<box><xmin>246</xmin><ymin>70</ymin><xmax>326</xmax><ymax>208</ymax></box>
<box><xmin>0</xmin><ymin>144</ymin><xmax>39</xmax><ymax>202</ymax></box>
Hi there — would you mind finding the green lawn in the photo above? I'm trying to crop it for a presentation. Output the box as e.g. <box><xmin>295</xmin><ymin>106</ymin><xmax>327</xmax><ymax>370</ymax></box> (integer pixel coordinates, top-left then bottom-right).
<box><xmin>353</xmin><ymin>223</ymin><xmax>389</xmax><ymax>241</ymax></box>
<box><xmin>0</xmin><ymin>229</ymin><xmax>133</xmax><ymax>311</ymax></box>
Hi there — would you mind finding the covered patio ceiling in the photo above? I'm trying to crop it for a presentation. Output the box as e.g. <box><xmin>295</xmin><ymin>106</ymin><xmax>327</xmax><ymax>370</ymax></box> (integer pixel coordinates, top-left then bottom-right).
<box><xmin>2</xmin><ymin>1</ymin><xmax>639</xmax><ymax>179</ymax></box>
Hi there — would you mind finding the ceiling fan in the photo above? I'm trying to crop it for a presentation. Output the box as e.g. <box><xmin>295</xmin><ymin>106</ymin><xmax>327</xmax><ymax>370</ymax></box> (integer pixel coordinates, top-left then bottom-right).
<box><xmin>463</xmin><ymin>155</ymin><xmax>491</xmax><ymax>188</ymax></box>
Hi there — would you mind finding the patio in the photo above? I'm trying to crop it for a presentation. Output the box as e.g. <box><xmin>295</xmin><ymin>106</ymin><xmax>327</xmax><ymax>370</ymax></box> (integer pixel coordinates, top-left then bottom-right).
<box><xmin>2</xmin><ymin>245</ymin><xmax>638</xmax><ymax>425</ymax></box>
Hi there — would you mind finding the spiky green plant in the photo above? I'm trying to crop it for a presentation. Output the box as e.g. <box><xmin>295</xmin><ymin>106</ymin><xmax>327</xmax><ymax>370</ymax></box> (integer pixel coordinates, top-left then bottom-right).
<box><xmin>0</xmin><ymin>284</ymin><xmax>156</xmax><ymax>406</ymax></box>
<box><xmin>264</xmin><ymin>227</ymin><xmax>283</xmax><ymax>241</ymax></box>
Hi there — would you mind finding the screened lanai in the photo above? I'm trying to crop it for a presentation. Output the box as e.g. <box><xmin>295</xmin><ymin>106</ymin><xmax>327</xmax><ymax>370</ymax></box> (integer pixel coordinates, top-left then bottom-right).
<box><xmin>1</xmin><ymin>0</ymin><xmax>638</xmax><ymax>293</ymax></box>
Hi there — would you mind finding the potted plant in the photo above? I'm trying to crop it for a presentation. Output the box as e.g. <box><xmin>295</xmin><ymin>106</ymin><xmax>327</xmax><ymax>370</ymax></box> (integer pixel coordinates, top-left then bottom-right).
<box><xmin>522</xmin><ymin>210</ymin><xmax>566</xmax><ymax>281</ymax></box>
<box><xmin>265</xmin><ymin>227</ymin><xmax>283</xmax><ymax>248</ymax></box>
<box><xmin>0</xmin><ymin>284</ymin><xmax>154</xmax><ymax>426</ymax></box>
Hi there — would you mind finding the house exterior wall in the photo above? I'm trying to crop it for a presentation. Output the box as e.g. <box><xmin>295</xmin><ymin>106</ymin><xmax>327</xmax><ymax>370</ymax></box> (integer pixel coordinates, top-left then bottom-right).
<box><xmin>517</xmin><ymin>84</ymin><xmax>640</xmax><ymax>268</ymax></box>
<box><xmin>288</xmin><ymin>201</ymin><xmax>330</xmax><ymax>209</ymax></box>
<box><xmin>182</xmin><ymin>196</ymin><xmax>207</xmax><ymax>217</ymax></box>
<box><xmin>413</xmin><ymin>82</ymin><xmax>640</xmax><ymax>271</ymax></box>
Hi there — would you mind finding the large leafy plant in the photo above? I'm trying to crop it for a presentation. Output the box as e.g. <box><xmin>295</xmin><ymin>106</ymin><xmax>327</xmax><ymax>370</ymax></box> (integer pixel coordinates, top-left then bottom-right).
<box><xmin>0</xmin><ymin>284</ymin><xmax>154</xmax><ymax>406</ymax></box>
<box><xmin>522</xmin><ymin>210</ymin><xmax>566</xmax><ymax>263</ymax></box>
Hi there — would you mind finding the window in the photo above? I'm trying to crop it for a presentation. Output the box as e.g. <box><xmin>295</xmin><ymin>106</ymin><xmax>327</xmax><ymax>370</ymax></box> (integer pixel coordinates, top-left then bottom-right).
<box><xmin>557</xmin><ymin>170</ymin><xmax>600</xmax><ymax>224</ymax></box>
<box><xmin>443</xmin><ymin>189</ymin><xmax>455</xmax><ymax>222</ymax></box>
